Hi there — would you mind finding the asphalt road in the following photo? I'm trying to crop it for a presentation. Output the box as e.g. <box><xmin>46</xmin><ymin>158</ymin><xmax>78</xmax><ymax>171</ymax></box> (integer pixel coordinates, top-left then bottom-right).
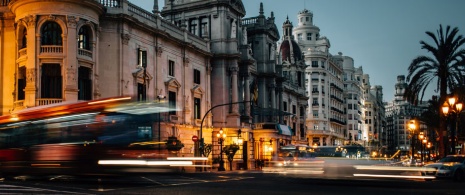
<box><xmin>1</xmin><ymin>158</ymin><xmax>464</xmax><ymax>194</ymax></box>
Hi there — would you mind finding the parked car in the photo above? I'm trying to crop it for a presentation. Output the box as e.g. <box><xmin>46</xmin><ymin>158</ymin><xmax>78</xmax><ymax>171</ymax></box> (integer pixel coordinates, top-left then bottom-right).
<box><xmin>423</xmin><ymin>155</ymin><xmax>465</xmax><ymax>181</ymax></box>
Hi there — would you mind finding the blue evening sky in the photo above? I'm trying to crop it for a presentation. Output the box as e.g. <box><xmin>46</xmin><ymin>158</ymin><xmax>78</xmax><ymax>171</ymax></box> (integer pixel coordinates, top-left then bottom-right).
<box><xmin>132</xmin><ymin>0</ymin><xmax>465</xmax><ymax>102</ymax></box>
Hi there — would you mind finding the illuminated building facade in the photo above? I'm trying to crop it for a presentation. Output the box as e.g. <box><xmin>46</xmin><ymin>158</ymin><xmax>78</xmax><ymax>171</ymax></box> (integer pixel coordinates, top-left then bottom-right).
<box><xmin>0</xmin><ymin>0</ymin><xmax>212</xmax><ymax>162</ymax></box>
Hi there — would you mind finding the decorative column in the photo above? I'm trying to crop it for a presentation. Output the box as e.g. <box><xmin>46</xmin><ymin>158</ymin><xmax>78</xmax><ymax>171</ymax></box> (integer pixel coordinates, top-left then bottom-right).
<box><xmin>243</xmin><ymin>73</ymin><xmax>251</xmax><ymax>119</ymax></box>
<box><xmin>64</xmin><ymin>16</ymin><xmax>79</xmax><ymax>102</ymax></box>
<box><xmin>24</xmin><ymin>15</ymin><xmax>37</xmax><ymax>107</ymax></box>
<box><xmin>226</xmin><ymin>66</ymin><xmax>240</xmax><ymax>126</ymax></box>
<box><xmin>230</xmin><ymin>66</ymin><xmax>239</xmax><ymax>114</ymax></box>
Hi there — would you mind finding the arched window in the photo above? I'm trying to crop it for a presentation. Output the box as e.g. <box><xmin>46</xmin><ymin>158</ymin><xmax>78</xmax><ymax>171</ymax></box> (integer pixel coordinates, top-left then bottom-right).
<box><xmin>21</xmin><ymin>28</ymin><xmax>27</xmax><ymax>49</ymax></box>
<box><xmin>78</xmin><ymin>26</ymin><xmax>91</xmax><ymax>50</ymax></box>
<box><xmin>41</xmin><ymin>22</ymin><xmax>62</xmax><ymax>45</ymax></box>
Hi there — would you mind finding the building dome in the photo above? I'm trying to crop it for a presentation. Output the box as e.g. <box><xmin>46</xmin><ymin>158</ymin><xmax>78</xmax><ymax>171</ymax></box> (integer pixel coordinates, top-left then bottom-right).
<box><xmin>280</xmin><ymin>39</ymin><xmax>303</xmax><ymax>62</ymax></box>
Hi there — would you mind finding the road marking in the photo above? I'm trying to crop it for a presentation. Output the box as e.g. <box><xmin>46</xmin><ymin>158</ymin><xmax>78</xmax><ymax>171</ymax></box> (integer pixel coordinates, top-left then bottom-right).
<box><xmin>0</xmin><ymin>184</ymin><xmax>93</xmax><ymax>194</ymax></box>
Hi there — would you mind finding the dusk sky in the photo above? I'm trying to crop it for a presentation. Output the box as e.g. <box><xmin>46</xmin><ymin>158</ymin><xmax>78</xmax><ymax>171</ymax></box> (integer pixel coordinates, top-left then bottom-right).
<box><xmin>133</xmin><ymin>0</ymin><xmax>465</xmax><ymax>102</ymax></box>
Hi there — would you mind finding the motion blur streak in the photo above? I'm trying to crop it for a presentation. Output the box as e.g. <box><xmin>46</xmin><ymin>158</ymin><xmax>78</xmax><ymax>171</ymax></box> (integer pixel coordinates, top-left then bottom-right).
<box><xmin>88</xmin><ymin>97</ymin><xmax>131</xmax><ymax>105</ymax></box>
<box><xmin>147</xmin><ymin>161</ymin><xmax>192</xmax><ymax>166</ymax></box>
<box><xmin>98</xmin><ymin>160</ymin><xmax>193</xmax><ymax>166</ymax></box>
<box><xmin>353</xmin><ymin>174</ymin><xmax>435</xmax><ymax>179</ymax></box>
<box><xmin>354</xmin><ymin>165</ymin><xmax>436</xmax><ymax>172</ymax></box>
<box><xmin>98</xmin><ymin>160</ymin><xmax>147</xmax><ymax>165</ymax></box>
<box><xmin>167</xmin><ymin>157</ymin><xmax>208</xmax><ymax>161</ymax></box>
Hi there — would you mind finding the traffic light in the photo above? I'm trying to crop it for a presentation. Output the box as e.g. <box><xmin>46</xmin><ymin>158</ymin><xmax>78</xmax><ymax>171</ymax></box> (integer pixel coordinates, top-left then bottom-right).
<box><xmin>199</xmin><ymin>138</ymin><xmax>204</xmax><ymax>155</ymax></box>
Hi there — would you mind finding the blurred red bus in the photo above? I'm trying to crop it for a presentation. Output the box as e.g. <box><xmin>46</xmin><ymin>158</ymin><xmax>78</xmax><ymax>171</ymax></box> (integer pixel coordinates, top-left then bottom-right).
<box><xmin>0</xmin><ymin>97</ymin><xmax>180</xmax><ymax>177</ymax></box>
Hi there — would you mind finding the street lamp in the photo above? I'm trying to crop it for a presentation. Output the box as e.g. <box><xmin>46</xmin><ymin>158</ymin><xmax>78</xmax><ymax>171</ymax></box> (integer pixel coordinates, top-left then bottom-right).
<box><xmin>217</xmin><ymin>128</ymin><xmax>226</xmax><ymax>171</ymax></box>
<box><xmin>418</xmin><ymin>132</ymin><xmax>424</xmax><ymax>163</ymax></box>
<box><xmin>408</xmin><ymin>119</ymin><xmax>417</xmax><ymax>164</ymax></box>
<box><xmin>442</xmin><ymin>96</ymin><xmax>463</xmax><ymax>155</ymax></box>
<box><xmin>422</xmin><ymin>137</ymin><xmax>428</xmax><ymax>163</ymax></box>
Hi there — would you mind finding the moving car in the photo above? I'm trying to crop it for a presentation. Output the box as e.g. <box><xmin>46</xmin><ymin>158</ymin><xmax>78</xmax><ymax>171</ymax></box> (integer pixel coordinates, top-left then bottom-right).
<box><xmin>423</xmin><ymin>155</ymin><xmax>465</xmax><ymax>181</ymax></box>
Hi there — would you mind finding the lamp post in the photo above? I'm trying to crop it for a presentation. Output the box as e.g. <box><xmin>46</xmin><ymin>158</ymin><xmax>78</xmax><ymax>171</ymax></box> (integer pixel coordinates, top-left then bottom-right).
<box><xmin>427</xmin><ymin>142</ymin><xmax>432</xmax><ymax>161</ymax></box>
<box><xmin>408</xmin><ymin>120</ymin><xmax>417</xmax><ymax>165</ymax></box>
<box><xmin>442</xmin><ymin>96</ymin><xmax>463</xmax><ymax>155</ymax></box>
<box><xmin>198</xmin><ymin>101</ymin><xmax>251</xmax><ymax>157</ymax></box>
<box><xmin>422</xmin><ymin>138</ymin><xmax>427</xmax><ymax>163</ymax></box>
<box><xmin>418</xmin><ymin>132</ymin><xmax>424</xmax><ymax>163</ymax></box>
<box><xmin>237</xmin><ymin>129</ymin><xmax>244</xmax><ymax>170</ymax></box>
<box><xmin>217</xmin><ymin>128</ymin><xmax>226</xmax><ymax>171</ymax></box>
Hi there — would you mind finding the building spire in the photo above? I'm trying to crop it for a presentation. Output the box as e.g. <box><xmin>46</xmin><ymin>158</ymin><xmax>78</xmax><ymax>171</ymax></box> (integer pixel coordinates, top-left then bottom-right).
<box><xmin>152</xmin><ymin>0</ymin><xmax>159</xmax><ymax>14</ymax></box>
<box><xmin>259</xmin><ymin>2</ymin><xmax>264</xmax><ymax>15</ymax></box>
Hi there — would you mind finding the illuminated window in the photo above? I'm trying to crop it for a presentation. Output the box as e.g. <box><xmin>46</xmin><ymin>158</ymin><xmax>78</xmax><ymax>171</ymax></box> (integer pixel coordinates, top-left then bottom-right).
<box><xmin>138</xmin><ymin>49</ymin><xmax>147</xmax><ymax>68</ymax></box>
<box><xmin>78</xmin><ymin>26</ymin><xmax>91</xmax><ymax>50</ymax></box>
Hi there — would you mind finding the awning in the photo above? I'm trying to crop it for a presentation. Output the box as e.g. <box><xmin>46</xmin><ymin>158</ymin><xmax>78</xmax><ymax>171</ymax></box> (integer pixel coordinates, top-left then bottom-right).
<box><xmin>277</xmin><ymin>124</ymin><xmax>292</xmax><ymax>136</ymax></box>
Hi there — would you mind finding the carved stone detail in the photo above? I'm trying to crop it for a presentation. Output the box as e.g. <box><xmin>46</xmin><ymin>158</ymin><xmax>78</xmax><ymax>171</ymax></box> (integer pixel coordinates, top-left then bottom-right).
<box><xmin>121</xmin><ymin>33</ymin><xmax>130</xmax><ymax>45</ymax></box>
<box><xmin>157</xmin><ymin>46</ymin><xmax>163</xmax><ymax>57</ymax></box>
<box><xmin>67</xmin><ymin>16</ymin><xmax>78</xmax><ymax>28</ymax></box>
<box><xmin>25</xmin><ymin>15</ymin><xmax>36</xmax><ymax>27</ymax></box>
<box><xmin>26</xmin><ymin>68</ymin><xmax>36</xmax><ymax>83</ymax></box>
<box><xmin>67</xmin><ymin>67</ymin><xmax>76</xmax><ymax>83</ymax></box>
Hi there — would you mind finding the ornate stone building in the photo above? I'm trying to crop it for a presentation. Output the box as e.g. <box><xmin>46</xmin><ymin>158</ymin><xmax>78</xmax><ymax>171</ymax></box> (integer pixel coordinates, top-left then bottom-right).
<box><xmin>0</xmin><ymin>0</ymin><xmax>212</xmax><ymax>163</ymax></box>
<box><xmin>292</xmin><ymin>9</ymin><xmax>346</xmax><ymax>146</ymax></box>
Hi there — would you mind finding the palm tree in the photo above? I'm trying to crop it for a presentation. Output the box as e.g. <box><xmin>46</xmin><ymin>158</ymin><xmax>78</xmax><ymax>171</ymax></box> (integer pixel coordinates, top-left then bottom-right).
<box><xmin>405</xmin><ymin>25</ymin><xmax>465</xmax><ymax>158</ymax></box>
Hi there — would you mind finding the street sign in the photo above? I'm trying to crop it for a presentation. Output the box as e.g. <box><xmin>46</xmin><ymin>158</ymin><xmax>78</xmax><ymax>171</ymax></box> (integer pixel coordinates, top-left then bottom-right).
<box><xmin>192</xmin><ymin>135</ymin><xmax>199</xmax><ymax>142</ymax></box>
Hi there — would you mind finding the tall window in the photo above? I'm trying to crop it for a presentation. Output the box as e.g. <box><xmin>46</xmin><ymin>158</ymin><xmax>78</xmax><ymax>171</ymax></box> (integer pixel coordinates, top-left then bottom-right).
<box><xmin>78</xmin><ymin>26</ymin><xmax>91</xmax><ymax>50</ymax></box>
<box><xmin>78</xmin><ymin>67</ymin><xmax>92</xmax><ymax>100</ymax></box>
<box><xmin>138</xmin><ymin>49</ymin><xmax>147</xmax><ymax>68</ymax></box>
<box><xmin>41</xmin><ymin>22</ymin><xmax>62</xmax><ymax>45</ymax></box>
<box><xmin>189</xmin><ymin>19</ymin><xmax>198</xmax><ymax>35</ymax></box>
<box><xmin>306</xmin><ymin>33</ymin><xmax>312</xmax><ymax>40</ymax></box>
<box><xmin>169</xmin><ymin>91</ymin><xmax>176</xmax><ymax>115</ymax></box>
<box><xmin>41</xmin><ymin>64</ymin><xmax>62</xmax><ymax>98</ymax></box>
<box><xmin>300</xmin><ymin>123</ymin><xmax>305</xmax><ymax>138</ymax></box>
<box><xmin>194</xmin><ymin>69</ymin><xmax>200</xmax><ymax>84</ymax></box>
<box><xmin>194</xmin><ymin>97</ymin><xmax>201</xmax><ymax>119</ymax></box>
<box><xmin>168</xmin><ymin>60</ymin><xmax>175</xmax><ymax>76</ymax></box>
<box><xmin>311</xmin><ymin>61</ymin><xmax>318</xmax><ymax>67</ymax></box>
<box><xmin>200</xmin><ymin>18</ymin><xmax>208</xmax><ymax>37</ymax></box>
<box><xmin>297</xmin><ymin>34</ymin><xmax>302</xmax><ymax>40</ymax></box>
<box><xmin>21</xmin><ymin>28</ymin><xmax>27</xmax><ymax>49</ymax></box>
<box><xmin>17</xmin><ymin>67</ymin><xmax>26</xmax><ymax>100</ymax></box>
<box><xmin>283</xmin><ymin>101</ymin><xmax>287</xmax><ymax>111</ymax></box>
<box><xmin>138</xmin><ymin>83</ymin><xmax>146</xmax><ymax>101</ymax></box>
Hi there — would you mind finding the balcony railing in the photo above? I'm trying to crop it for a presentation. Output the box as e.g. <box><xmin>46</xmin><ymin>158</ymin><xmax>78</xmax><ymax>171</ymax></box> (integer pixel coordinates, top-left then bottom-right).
<box><xmin>40</xmin><ymin>46</ymin><xmax>63</xmax><ymax>54</ymax></box>
<box><xmin>18</xmin><ymin>48</ymin><xmax>27</xmax><ymax>58</ymax></box>
<box><xmin>36</xmin><ymin>98</ymin><xmax>63</xmax><ymax>106</ymax></box>
<box><xmin>1</xmin><ymin>0</ymin><xmax>11</xmax><ymax>6</ymax></box>
<box><xmin>99</xmin><ymin>0</ymin><xmax>121</xmax><ymax>7</ymax></box>
<box><xmin>78</xmin><ymin>48</ymin><xmax>93</xmax><ymax>58</ymax></box>
<box><xmin>13</xmin><ymin>100</ymin><xmax>24</xmax><ymax>108</ymax></box>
